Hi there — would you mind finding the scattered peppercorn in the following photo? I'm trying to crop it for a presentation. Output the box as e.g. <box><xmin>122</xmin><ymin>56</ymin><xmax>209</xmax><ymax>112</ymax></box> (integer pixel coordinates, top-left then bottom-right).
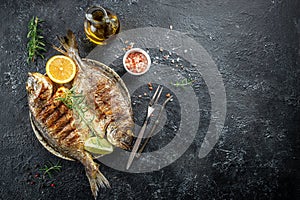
<box><xmin>148</xmin><ymin>82</ymin><xmax>153</xmax><ymax>90</ymax></box>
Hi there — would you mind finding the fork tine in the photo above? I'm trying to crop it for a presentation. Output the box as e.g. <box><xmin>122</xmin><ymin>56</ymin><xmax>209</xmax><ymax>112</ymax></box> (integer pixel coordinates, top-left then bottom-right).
<box><xmin>152</xmin><ymin>85</ymin><xmax>161</xmax><ymax>99</ymax></box>
<box><xmin>150</xmin><ymin>85</ymin><xmax>161</xmax><ymax>104</ymax></box>
<box><xmin>153</xmin><ymin>86</ymin><xmax>163</xmax><ymax>105</ymax></box>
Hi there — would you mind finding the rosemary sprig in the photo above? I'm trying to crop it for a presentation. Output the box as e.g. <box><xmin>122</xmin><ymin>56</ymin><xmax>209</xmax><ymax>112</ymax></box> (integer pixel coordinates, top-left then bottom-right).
<box><xmin>171</xmin><ymin>78</ymin><xmax>194</xmax><ymax>87</ymax></box>
<box><xmin>56</xmin><ymin>88</ymin><xmax>100</xmax><ymax>137</ymax></box>
<box><xmin>27</xmin><ymin>16</ymin><xmax>46</xmax><ymax>64</ymax></box>
<box><xmin>56</xmin><ymin>87</ymin><xmax>76</xmax><ymax>109</ymax></box>
<box><xmin>39</xmin><ymin>161</ymin><xmax>62</xmax><ymax>178</ymax></box>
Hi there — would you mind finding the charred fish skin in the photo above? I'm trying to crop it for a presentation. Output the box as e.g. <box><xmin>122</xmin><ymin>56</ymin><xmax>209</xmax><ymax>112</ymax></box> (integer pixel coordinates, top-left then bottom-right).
<box><xmin>56</xmin><ymin>30</ymin><xmax>135</xmax><ymax>150</ymax></box>
<box><xmin>94</xmin><ymin>79</ymin><xmax>134</xmax><ymax>149</ymax></box>
<box><xmin>26</xmin><ymin>73</ymin><xmax>110</xmax><ymax>199</ymax></box>
<box><xmin>26</xmin><ymin>72</ymin><xmax>54</xmax><ymax>115</ymax></box>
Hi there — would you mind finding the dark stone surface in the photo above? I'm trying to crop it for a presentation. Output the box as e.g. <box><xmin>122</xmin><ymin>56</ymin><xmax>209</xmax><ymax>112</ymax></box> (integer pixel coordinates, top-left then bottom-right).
<box><xmin>0</xmin><ymin>0</ymin><xmax>299</xmax><ymax>199</ymax></box>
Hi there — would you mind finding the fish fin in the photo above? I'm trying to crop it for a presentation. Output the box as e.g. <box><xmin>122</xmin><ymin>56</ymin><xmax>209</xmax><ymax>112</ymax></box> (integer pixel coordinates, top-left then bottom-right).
<box><xmin>66</xmin><ymin>30</ymin><xmax>78</xmax><ymax>50</ymax></box>
<box><xmin>52</xmin><ymin>44</ymin><xmax>68</xmax><ymax>56</ymax></box>
<box><xmin>85</xmin><ymin>159</ymin><xmax>111</xmax><ymax>199</ymax></box>
<box><xmin>56</xmin><ymin>30</ymin><xmax>78</xmax><ymax>53</ymax></box>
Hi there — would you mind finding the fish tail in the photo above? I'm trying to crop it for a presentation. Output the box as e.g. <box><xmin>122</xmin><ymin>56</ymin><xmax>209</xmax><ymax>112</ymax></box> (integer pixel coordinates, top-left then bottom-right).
<box><xmin>58</xmin><ymin>30</ymin><xmax>78</xmax><ymax>54</ymax></box>
<box><xmin>52</xmin><ymin>30</ymin><xmax>85</xmax><ymax>70</ymax></box>
<box><xmin>52</xmin><ymin>30</ymin><xmax>77</xmax><ymax>56</ymax></box>
<box><xmin>84</xmin><ymin>155</ymin><xmax>110</xmax><ymax>199</ymax></box>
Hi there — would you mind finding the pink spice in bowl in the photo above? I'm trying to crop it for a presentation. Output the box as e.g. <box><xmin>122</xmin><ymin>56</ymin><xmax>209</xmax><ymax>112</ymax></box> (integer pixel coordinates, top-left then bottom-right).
<box><xmin>123</xmin><ymin>48</ymin><xmax>151</xmax><ymax>75</ymax></box>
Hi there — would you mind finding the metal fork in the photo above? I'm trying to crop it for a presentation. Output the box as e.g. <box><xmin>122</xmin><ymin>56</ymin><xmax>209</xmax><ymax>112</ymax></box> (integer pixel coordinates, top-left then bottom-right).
<box><xmin>126</xmin><ymin>85</ymin><xmax>163</xmax><ymax>170</ymax></box>
<box><xmin>136</xmin><ymin>94</ymin><xmax>173</xmax><ymax>158</ymax></box>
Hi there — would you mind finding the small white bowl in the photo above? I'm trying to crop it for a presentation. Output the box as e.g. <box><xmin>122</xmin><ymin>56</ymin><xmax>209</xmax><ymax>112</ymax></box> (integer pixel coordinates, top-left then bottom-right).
<box><xmin>123</xmin><ymin>48</ymin><xmax>151</xmax><ymax>75</ymax></box>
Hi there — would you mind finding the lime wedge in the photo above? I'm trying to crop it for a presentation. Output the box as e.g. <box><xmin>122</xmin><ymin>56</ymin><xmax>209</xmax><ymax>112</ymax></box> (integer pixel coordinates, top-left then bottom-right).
<box><xmin>84</xmin><ymin>137</ymin><xmax>113</xmax><ymax>155</ymax></box>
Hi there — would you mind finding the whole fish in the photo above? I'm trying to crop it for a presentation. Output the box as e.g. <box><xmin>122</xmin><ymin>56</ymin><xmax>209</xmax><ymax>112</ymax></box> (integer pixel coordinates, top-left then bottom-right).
<box><xmin>26</xmin><ymin>31</ymin><xmax>135</xmax><ymax>199</ymax></box>
<box><xmin>27</xmin><ymin>73</ymin><xmax>110</xmax><ymax>198</ymax></box>
<box><xmin>54</xmin><ymin>30</ymin><xmax>134</xmax><ymax>149</ymax></box>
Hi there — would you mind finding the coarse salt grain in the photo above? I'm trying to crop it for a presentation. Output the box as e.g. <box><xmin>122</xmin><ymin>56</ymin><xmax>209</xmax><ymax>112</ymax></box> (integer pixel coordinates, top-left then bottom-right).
<box><xmin>125</xmin><ymin>52</ymin><xmax>148</xmax><ymax>73</ymax></box>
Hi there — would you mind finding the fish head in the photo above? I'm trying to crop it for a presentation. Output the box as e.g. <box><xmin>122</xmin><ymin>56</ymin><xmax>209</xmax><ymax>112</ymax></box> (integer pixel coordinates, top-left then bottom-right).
<box><xmin>106</xmin><ymin>122</ymin><xmax>134</xmax><ymax>150</ymax></box>
<box><xmin>26</xmin><ymin>72</ymin><xmax>53</xmax><ymax>103</ymax></box>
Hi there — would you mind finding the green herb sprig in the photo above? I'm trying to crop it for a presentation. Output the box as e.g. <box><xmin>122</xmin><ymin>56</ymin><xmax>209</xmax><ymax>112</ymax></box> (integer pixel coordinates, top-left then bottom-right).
<box><xmin>56</xmin><ymin>88</ymin><xmax>100</xmax><ymax>137</ymax></box>
<box><xmin>39</xmin><ymin>161</ymin><xmax>62</xmax><ymax>178</ymax></box>
<box><xmin>27</xmin><ymin>16</ymin><xmax>46</xmax><ymax>63</ymax></box>
<box><xmin>56</xmin><ymin>87</ymin><xmax>113</xmax><ymax>155</ymax></box>
<box><xmin>171</xmin><ymin>78</ymin><xmax>195</xmax><ymax>87</ymax></box>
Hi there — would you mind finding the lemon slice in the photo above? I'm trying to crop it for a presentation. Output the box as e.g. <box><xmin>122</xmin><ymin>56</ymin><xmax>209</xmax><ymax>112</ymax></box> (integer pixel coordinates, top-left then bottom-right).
<box><xmin>46</xmin><ymin>55</ymin><xmax>77</xmax><ymax>84</ymax></box>
<box><xmin>84</xmin><ymin>137</ymin><xmax>114</xmax><ymax>155</ymax></box>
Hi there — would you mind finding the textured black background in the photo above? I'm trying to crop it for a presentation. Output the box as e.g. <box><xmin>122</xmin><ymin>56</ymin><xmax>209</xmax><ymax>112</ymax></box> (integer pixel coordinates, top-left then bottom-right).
<box><xmin>0</xmin><ymin>0</ymin><xmax>299</xmax><ymax>199</ymax></box>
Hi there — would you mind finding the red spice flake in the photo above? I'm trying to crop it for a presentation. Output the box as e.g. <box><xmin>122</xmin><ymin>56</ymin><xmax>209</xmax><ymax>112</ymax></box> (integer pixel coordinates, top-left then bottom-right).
<box><xmin>34</xmin><ymin>173</ymin><xmax>40</xmax><ymax>178</ymax></box>
<box><xmin>125</xmin><ymin>52</ymin><xmax>148</xmax><ymax>74</ymax></box>
<box><xmin>50</xmin><ymin>183</ymin><xmax>55</xmax><ymax>187</ymax></box>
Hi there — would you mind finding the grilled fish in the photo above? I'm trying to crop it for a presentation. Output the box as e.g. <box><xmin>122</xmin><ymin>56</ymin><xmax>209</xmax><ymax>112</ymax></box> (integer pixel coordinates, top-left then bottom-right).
<box><xmin>26</xmin><ymin>31</ymin><xmax>135</xmax><ymax>199</ymax></box>
<box><xmin>26</xmin><ymin>73</ymin><xmax>110</xmax><ymax>198</ymax></box>
<box><xmin>54</xmin><ymin>30</ymin><xmax>134</xmax><ymax>149</ymax></box>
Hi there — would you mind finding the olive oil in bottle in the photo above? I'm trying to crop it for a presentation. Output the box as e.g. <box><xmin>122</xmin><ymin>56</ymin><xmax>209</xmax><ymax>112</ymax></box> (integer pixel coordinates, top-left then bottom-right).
<box><xmin>84</xmin><ymin>6</ymin><xmax>120</xmax><ymax>45</ymax></box>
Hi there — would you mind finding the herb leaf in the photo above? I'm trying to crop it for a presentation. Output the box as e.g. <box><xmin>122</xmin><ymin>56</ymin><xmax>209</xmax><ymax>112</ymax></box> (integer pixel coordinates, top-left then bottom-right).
<box><xmin>39</xmin><ymin>161</ymin><xmax>62</xmax><ymax>178</ymax></box>
<box><xmin>56</xmin><ymin>87</ymin><xmax>104</xmax><ymax>138</ymax></box>
<box><xmin>171</xmin><ymin>78</ymin><xmax>194</xmax><ymax>87</ymax></box>
<box><xmin>27</xmin><ymin>16</ymin><xmax>46</xmax><ymax>64</ymax></box>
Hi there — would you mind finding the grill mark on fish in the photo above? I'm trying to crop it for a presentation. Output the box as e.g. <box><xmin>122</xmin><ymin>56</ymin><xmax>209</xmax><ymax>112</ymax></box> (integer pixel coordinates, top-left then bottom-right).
<box><xmin>94</xmin><ymin>78</ymin><xmax>134</xmax><ymax>134</ymax></box>
<box><xmin>94</xmin><ymin>80</ymin><xmax>114</xmax><ymax>119</ymax></box>
<box><xmin>44</xmin><ymin>102</ymin><xmax>71</xmax><ymax>128</ymax></box>
<box><xmin>65</xmin><ymin>132</ymin><xmax>80</xmax><ymax>146</ymax></box>
<box><xmin>49</xmin><ymin>111</ymin><xmax>71</xmax><ymax>133</ymax></box>
<box><xmin>39</xmin><ymin>85</ymin><xmax>52</xmax><ymax>100</ymax></box>
<box><xmin>45</xmin><ymin>109</ymin><xmax>61</xmax><ymax>127</ymax></box>
<box><xmin>38</xmin><ymin>100</ymin><xmax>62</xmax><ymax>122</ymax></box>
<box><xmin>55</xmin><ymin>123</ymin><xmax>76</xmax><ymax>142</ymax></box>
